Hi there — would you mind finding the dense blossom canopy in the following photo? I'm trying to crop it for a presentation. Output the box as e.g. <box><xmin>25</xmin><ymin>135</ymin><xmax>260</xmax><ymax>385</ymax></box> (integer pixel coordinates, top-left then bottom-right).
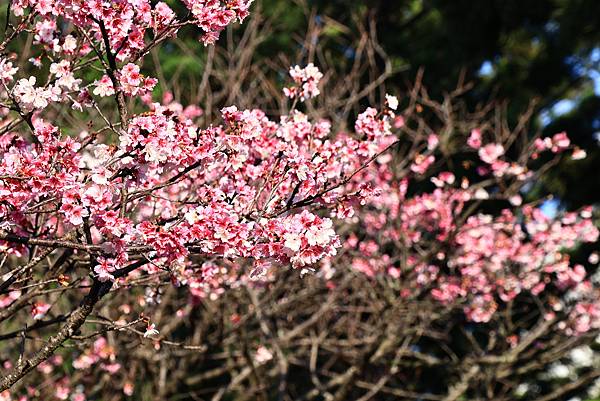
<box><xmin>0</xmin><ymin>0</ymin><xmax>598</xmax><ymax>399</ymax></box>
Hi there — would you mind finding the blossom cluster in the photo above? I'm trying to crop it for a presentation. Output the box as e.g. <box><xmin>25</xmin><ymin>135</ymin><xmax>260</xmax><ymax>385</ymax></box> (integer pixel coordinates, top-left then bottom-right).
<box><xmin>1</xmin><ymin>57</ymin><xmax>397</xmax><ymax>304</ymax></box>
<box><xmin>283</xmin><ymin>63</ymin><xmax>323</xmax><ymax>101</ymax></box>
<box><xmin>0</xmin><ymin>48</ymin><xmax>398</xmax><ymax>397</ymax></box>
<box><xmin>334</xmin><ymin>125</ymin><xmax>599</xmax><ymax>336</ymax></box>
<box><xmin>13</xmin><ymin>0</ymin><xmax>252</xmax><ymax>53</ymax></box>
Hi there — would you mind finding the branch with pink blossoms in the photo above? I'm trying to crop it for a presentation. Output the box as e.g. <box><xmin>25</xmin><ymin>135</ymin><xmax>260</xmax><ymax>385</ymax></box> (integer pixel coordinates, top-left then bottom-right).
<box><xmin>0</xmin><ymin>2</ymin><xmax>598</xmax><ymax>400</ymax></box>
<box><xmin>0</xmin><ymin>1</ymin><xmax>410</xmax><ymax>393</ymax></box>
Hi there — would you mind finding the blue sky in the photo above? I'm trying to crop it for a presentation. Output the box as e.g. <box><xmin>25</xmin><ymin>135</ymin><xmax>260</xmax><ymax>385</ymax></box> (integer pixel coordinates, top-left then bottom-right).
<box><xmin>478</xmin><ymin>48</ymin><xmax>600</xmax><ymax>129</ymax></box>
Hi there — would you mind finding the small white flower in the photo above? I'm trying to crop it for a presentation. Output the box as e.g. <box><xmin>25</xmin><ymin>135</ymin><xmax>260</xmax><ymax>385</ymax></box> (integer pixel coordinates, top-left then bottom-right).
<box><xmin>571</xmin><ymin>148</ymin><xmax>587</xmax><ymax>160</ymax></box>
<box><xmin>478</xmin><ymin>143</ymin><xmax>504</xmax><ymax>164</ymax></box>
<box><xmin>144</xmin><ymin>143</ymin><xmax>169</xmax><ymax>163</ymax></box>
<box><xmin>474</xmin><ymin>188</ymin><xmax>490</xmax><ymax>200</ymax></box>
<box><xmin>305</xmin><ymin>220</ymin><xmax>335</xmax><ymax>246</ymax></box>
<box><xmin>509</xmin><ymin>195</ymin><xmax>522</xmax><ymax>206</ymax></box>
<box><xmin>62</xmin><ymin>35</ymin><xmax>77</xmax><ymax>53</ymax></box>
<box><xmin>548</xmin><ymin>363</ymin><xmax>570</xmax><ymax>379</ymax></box>
<box><xmin>385</xmin><ymin>94</ymin><xmax>398</xmax><ymax>110</ymax></box>
<box><xmin>49</xmin><ymin>60</ymin><xmax>70</xmax><ymax>78</ymax></box>
<box><xmin>283</xmin><ymin>233</ymin><xmax>302</xmax><ymax>252</ymax></box>
<box><xmin>184</xmin><ymin>209</ymin><xmax>200</xmax><ymax>224</ymax></box>
<box><xmin>92</xmin><ymin>76</ymin><xmax>115</xmax><ymax>97</ymax></box>
<box><xmin>254</xmin><ymin>346</ymin><xmax>273</xmax><ymax>364</ymax></box>
<box><xmin>300</xmin><ymin>267</ymin><xmax>315</xmax><ymax>278</ymax></box>
<box><xmin>94</xmin><ymin>264</ymin><xmax>114</xmax><ymax>282</ymax></box>
<box><xmin>143</xmin><ymin>323</ymin><xmax>159</xmax><ymax>338</ymax></box>
<box><xmin>570</xmin><ymin>346</ymin><xmax>594</xmax><ymax>367</ymax></box>
<box><xmin>0</xmin><ymin>58</ymin><xmax>18</xmax><ymax>82</ymax></box>
<box><xmin>91</xmin><ymin>167</ymin><xmax>110</xmax><ymax>185</ymax></box>
<box><xmin>514</xmin><ymin>383</ymin><xmax>530</xmax><ymax>397</ymax></box>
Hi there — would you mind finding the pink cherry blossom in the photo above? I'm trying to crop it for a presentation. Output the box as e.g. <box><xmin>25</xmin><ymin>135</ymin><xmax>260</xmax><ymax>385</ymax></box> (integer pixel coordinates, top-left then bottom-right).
<box><xmin>143</xmin><ymin>323</ymin><xmax>160</xmax><ymax>338</ymax></box>
<box><xmin>284</xmin><ymin>63</ymin><xmax>323</xmax><ymax>101</ymax></box>
<box><xmin>467</xmin><ymin>128</ymin><xmax>482</xmax><ymax>149</ymax></box>
<box><xmin>31</xmin><ymin>302</ymin><xmax>51</xmax><ymax>320</ymax></box>
<box><xmin>478</xmin><ymin>143</ymin><xmax>504</xmax><ymax>164</ymax></box>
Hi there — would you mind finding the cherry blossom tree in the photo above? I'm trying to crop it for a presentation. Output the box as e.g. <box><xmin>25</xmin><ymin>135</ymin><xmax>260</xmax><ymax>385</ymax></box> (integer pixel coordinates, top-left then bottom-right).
<box><xmin>0</xmin><ymin>1</ymin><xmax>598</xmax><ymax>400</ymax></box>
<box><xmin>0</xmin><ymin>0</ymin><xmax>395</xmax><ymax>392</ymax></box>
